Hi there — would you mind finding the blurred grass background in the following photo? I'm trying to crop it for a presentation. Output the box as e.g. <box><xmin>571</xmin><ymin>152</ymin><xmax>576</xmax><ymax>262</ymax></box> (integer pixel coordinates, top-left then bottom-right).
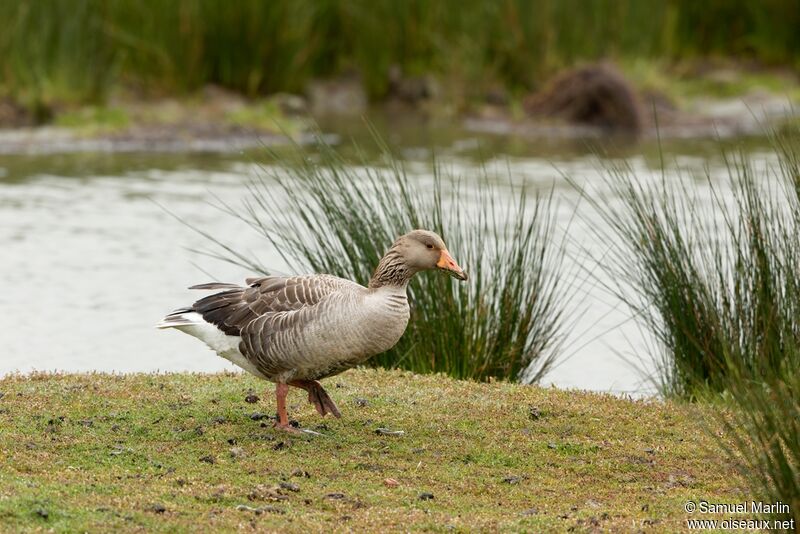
<box><xmin>1</xmin><ymin>0</ymin><xmax>798</xmax><ymax>108</ymax></box>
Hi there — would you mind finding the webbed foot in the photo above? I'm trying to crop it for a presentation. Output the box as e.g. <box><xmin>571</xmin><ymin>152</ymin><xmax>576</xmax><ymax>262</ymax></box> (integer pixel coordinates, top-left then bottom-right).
<box><xmin>289</xmin><ymin>379</ymin><xmax>342</xmax><ymax>418</ymax></box>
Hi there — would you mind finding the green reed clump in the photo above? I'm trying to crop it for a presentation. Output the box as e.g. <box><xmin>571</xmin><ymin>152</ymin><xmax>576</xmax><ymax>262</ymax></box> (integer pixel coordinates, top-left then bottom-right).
<box><xmin>201</xmin><ymin>137</ymin><xmax>569</xmax><ymax>383</ymax></box>
<box><xmin>579</xmin><ymin>127</ymin><xmax>800</xmax><ymax>399</ymax></box>
<box><xmin>1</xmin><ymin>0</ymin><xmax>798</xmax><ymax>107</ymax></box>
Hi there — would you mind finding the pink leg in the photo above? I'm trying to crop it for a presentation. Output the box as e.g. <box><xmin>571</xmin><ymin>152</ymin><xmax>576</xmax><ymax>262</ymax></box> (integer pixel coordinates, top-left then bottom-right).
<box><xmin>273</xmin><ymin>383</ymin><xmax>300</xmax><ymax>433</ymax></box>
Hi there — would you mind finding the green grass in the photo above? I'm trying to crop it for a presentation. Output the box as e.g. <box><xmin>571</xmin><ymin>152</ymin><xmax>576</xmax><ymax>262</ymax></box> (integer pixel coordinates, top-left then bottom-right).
<box><xmin>0</xmin><ymin>369</ymin><xmax>745</xmax><ymax>532</ymax></box>
<box><xmin>45</xmin><ymin>97</ymin><xmax>304</xmax><ymax>137</ymax></box>
<box><xmin>224</xmin><ymin>97</ymin><xmax>306</xmax><ymax>135</ymax></box>
<box><xmin>622</xmin><ymin>59</ymin><xmax>800</xmax><ymax>107</ymax></box>
<box><xmin>1</xmin><ymin>0</ymin><xmax>799</xmax><ymax>109</ymax></box>
<box><xmin>54</xmin><ymin>106</ymin><xmax>130</xmax><ymax>134</ymax></box>
<box><xmin>197</xmin><ymin>134</ymin><xmax>570</xmax><ymax>383</ymax></box>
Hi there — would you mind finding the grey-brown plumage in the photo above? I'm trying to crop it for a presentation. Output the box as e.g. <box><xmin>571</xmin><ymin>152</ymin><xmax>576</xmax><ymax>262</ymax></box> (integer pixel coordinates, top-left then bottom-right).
<box><xmin>158</xmin><ymin>229</ymin><xmax>468</xmax><ymax>431</ymax></box>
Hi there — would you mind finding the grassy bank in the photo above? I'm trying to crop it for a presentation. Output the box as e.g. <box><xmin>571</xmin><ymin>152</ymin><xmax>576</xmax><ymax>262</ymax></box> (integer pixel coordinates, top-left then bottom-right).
<box><xmin>1</xmin><ymin>0</ymin><xmax>798</xmax><ymax>110</ymax></box>
<box><xmin>0</xmin><ymin>369</ymin><xmax>744</xmax><ymax>532</ymax></box>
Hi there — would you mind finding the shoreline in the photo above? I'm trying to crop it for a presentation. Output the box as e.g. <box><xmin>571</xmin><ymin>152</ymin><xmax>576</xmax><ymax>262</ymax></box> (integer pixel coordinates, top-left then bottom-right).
<box><xmin>1</xmin><ymin>97</ymin><xmax>795</xmax><ymax>156</ymax></box>
<box><xmin>1</xmin><ymin>66</ymin><xmax>798</xmax><ymax>156</ymax></box>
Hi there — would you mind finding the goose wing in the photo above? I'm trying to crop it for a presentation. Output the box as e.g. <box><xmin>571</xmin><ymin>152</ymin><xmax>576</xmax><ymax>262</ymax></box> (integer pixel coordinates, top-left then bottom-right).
<box><xmin>190</xmin><ymin>274</ymin><xmax>359</xmax><ymax>337</ymax></box>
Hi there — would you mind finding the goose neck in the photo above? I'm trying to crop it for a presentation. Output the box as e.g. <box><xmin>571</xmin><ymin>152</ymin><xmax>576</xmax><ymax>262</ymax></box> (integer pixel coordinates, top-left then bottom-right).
<box><xmin>368</xmin><ymin>249</ymin><xmax>414</xmax><ymax>289</ymax></box>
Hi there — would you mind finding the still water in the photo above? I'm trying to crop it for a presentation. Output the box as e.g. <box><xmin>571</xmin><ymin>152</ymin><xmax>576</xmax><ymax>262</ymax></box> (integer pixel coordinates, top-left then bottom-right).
<box><xmin>0</xmin><ymin>118</ymin><xmax>778</xmax><ymax>395</ymax></box>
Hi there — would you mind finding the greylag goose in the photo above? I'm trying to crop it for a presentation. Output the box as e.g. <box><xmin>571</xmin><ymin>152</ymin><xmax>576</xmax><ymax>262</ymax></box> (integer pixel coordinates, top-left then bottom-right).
<box><xmin>158</xmin><ymin>230</ymin><xmax>467</xmax><ymax>432</ymax></box>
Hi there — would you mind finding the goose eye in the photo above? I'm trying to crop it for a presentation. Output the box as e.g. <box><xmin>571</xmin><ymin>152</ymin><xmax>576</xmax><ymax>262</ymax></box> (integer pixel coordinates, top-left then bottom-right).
<box><xmin>426</xmin><ymin>244</ymin><xmax>434</xmax><ymax>249</ymax></box>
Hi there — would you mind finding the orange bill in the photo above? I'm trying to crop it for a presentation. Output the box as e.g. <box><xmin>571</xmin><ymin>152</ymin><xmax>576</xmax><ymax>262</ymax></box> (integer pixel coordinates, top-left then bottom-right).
<box><xmin>437</xmin><ymin>249</ymin><xmax>468</xmax><ymax>281</ymax></box>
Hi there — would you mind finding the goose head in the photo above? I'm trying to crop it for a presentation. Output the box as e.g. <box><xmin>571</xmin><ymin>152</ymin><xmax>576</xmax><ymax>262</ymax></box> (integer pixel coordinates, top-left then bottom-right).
<box><xmin>394</xmin><ymin>229</ymin><xmax>468</xmax><ymax>281</ymax></box>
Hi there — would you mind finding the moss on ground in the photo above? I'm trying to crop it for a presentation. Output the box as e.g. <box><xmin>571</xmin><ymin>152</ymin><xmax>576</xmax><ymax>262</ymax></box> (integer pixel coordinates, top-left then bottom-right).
<box><xmin>41</xmin><ymin>95</ymin><xmax>306</xmax><ymax>140</ymax></box>
<box><xmin>225</xmin><ymin>98</ymin><xmax>305</xmax><ymax>134</ymax></box>
<box><xmin>54</xmin><ymin>106</ymin><xmax>131</xmax><ymax>134</ymax></box>
<box><xmin>0</xmin><ymin>369</ymin><xmax>744</xmax><ymax>532</ymax></box>
<box><xmin>622</xmin><ymin>60</ymin><xmax>800</xmax><ymax>106</ymax></box>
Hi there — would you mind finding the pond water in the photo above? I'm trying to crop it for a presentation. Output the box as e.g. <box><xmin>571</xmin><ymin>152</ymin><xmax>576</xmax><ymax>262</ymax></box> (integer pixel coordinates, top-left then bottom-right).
<box><xmin>0</xmin><ymin>116</ymin><xmax>779</xmax><ymax>395</ymax></box>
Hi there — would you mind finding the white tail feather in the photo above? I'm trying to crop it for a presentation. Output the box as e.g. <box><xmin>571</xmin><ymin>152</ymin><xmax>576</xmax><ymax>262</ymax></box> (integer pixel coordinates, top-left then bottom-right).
<box><xmin>156</xmin><ymin>311</ymin><xmax>203</xmax><ymax>329</ymax></box>
<box><xmin>158</xmin><ymin>311</ymin><xmax>265</xmax><ymax>379</ymax></box>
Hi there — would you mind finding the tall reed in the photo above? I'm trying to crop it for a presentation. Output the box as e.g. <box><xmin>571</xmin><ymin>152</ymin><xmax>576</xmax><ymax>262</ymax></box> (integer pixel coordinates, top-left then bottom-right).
<box><xmin>200</xmin><ymin>136</ymin><xmax>570</xmax><ymax>383</ymax></box>
<box><xmin>578</xmin><ymin>127</ymin><xmax>800</xmax><ymax>399</ymax></box>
